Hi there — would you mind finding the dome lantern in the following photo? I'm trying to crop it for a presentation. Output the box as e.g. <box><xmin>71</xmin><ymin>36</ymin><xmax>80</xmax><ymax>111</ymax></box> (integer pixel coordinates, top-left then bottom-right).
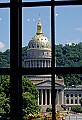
<box><xmin>36</xmin><ymin>17</ymin><xmax>43</xmax><ymax>35</ymax></box>
<box><xmin>27</xmin><ymin>17</ymin><xmax>51</xmax><ymax>49</ymax></box>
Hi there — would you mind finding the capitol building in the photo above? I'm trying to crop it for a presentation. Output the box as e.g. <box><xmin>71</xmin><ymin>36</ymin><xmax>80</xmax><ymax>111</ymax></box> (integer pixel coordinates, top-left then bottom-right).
<box><xmin>24</xmin><ymin>17</ymin><xmax>82</xmax><ymax>112</ymax></box>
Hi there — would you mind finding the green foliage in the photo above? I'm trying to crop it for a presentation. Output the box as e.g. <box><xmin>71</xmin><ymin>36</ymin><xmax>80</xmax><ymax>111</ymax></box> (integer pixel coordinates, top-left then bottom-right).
<box><xmin>55</xmin><ymin>43</ymin><xmax>82</xmax><ymax>67</ymax></box>
<box><xmin>0</xmin><ymin>49</ymin><xmax>10</xmax><ymax>68</ymax></box>
<box><xmin>22</xmin><ymin>76</ymin><xmax>40</xmax><ymax>118</ymax></box>
<box><xmin>1</xmin><ymin>42</ymin><xmax>82</xmax><ymax>86</ymax></box>
<box><xmin>61</xmin><ymin>74</ymin><xmax>82</xmax><ymax>86</ymax></box>
<box><xmin>0</xmin><ymin>76</ymin><xmax>40</xmax><ymax>119</ymax></box>
<box><xmin>71</xmin><ymin>106</ymin><xmax>82</xmax><ymax>113</ymax></box>
<box><xmin>0</xmin><ymin>75</ymin><xmax>10</xmax><ymax>117</ymax></box>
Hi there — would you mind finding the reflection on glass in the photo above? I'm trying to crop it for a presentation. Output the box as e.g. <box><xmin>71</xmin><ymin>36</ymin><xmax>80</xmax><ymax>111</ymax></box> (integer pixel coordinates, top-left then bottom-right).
<box><xmin>22</xmin><ymin>7</ymin><xmax>51</xmax><ymax>68</ymax></box>
<box><xmin>55</xmin><ymin>6</ymin><xmax>82</xmax><ymax>67</ymax></box>
<box><xmin>0</xmin><ymin>8</ymin><xmax>10</xmax><ymax>68</ymax></box>
<box><xmin>0</xmin><ymin>75</ymin><xmax>10</xmax><ymax>119</ymax></box>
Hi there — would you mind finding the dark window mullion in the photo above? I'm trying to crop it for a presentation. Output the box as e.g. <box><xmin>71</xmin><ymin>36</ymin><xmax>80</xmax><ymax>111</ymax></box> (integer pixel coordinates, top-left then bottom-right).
<box><xmin>18</xmin><ymin>0</ymin><xmax>22</xmax><ymax>119</ymax></box>
<box><xmin>51</xmin><ymin>2</ymin><xmax>55</xmax><ymax>120</ymax></box>
<box><xmin>10</xmin><ymin>0</ymin><xmax>22</xmax><ymax>120</ymax></box>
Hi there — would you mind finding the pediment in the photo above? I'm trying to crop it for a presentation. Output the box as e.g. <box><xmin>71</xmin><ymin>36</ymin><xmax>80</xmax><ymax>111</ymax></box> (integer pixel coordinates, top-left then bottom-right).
<box><xmin>35</xmin><ymin>79</ymin><xmax>63</xmax><ymax>88</ymax></box>
<box><xmin>35</xmin><ymin>80</ymin><xmax>51</xmax><ymax>87</ymax></box>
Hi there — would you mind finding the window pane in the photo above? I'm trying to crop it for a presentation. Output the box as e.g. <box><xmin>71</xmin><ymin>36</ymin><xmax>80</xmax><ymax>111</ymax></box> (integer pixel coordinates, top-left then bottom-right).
<box><xmin>0</xmin><ymin>75</ymin><xmax>10</xmax><ymax>119</ymax></box>
<box><xmin>60</xmin><ymin>74</ymin><xmax>82</xmax><ymax>108</ymax></box>
<box><xmin>22</xmin><ymin>0</ymin><xmax>50</xmax><ymax>2</ymax></box>
<box><xmin>22</xmin><ymin>7</ymin><xmax>51</xmax><ymax>68</ymax></box>
<box><xmin>54</xmin><ymin>0</ymin><xmax>76</xmax><ymax>1</ymax></box>
<box><xmin>55</xmin><ymin>6</ymin><xmax>82</xmax><ymax>67</ymax></box>
<box><xmin>0</xmin><ymin>0</ymin><xmax>10</xmax><ymax>3</ymax></box>
<box><xmin>22</xmin><ymin>74</ymin><xmax>52</xmax><ymax>119</ymax></box>
<box><xmin>0</xmin><ymin>8</ymin><xmax>10</xmax><ymax>68</ymax></box>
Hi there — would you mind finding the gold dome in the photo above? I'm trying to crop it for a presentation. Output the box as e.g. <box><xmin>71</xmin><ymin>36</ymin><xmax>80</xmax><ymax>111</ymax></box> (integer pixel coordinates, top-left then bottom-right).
<box><xmin>28</xmin><ymin>18</ymin><xmax>51</xmax><ymax>49</ymax></box>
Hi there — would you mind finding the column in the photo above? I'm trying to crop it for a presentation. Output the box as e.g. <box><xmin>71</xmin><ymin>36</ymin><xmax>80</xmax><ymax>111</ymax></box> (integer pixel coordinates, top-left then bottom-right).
<box><xmin>30</xmin><ymin>60</ymin><xmax>31</xmax><ymax>68</ymax></box>
<box><xmin>56</xmin><ymin>90</ymin><xmax>59</xmax><ymax>104</ymax></box>
<box><xmin>39</xmin><ymin>60</ymin><xmax>40</xmax><ymax>68</ymax></box>
<box><xmin>41</xmin><ymin>89</ymin><xmax>43</xmax><ymax>105</ymax></box>
<box><xmin>42</xmin><ymin>60</ymin><xmax>43</xmax><ymax>68</ymax></box>
<box><xmin>49</xmin><ymin>89</ymin><xmax>51</xmax><ymax>105</ymax></box>
<box><xmin>45</xmin><ymin>60</ymin><xmax>46</xmax><ymax>67</ymax></box>
<box><xmin>40</xmin><ymin>60</ymin><xmax>42</xmax><ymax>67</ymax></box>
<box><xmin>65</xmin><ymin>94</ymin><xmax>66</xmax><ymax>104</ymax></box>
<box><xmin>38</xmin><ymin>94</ymin><xmax>39</xmax><ymax>105</ymax></box>
<box><xmin>69</xmin><ymin>93</ymin><xmax>71</xmax><ymax>104</ymax></box>
<box><xmin>77</xmin><ymin>94</ymin><xmax>79</xmax><ymax>104</ymax></box>
<box><xmin>32</xmin><ymin>60</ymin><xmax>34</xmax><ymax>68</ymax></box>
<box><xmin>50</xmin><ymin>60</ymin><xmax>51</xmax><ymax>67</ymax></box>
<box><xmin>48</xmin><ymin>60</ymin><xmax>49</xmax><ymax>67</ymax></box>
<box><xmin>61</xmin><ymin>90</ymin><xmax>64</xmax><ymax>104</ymax></box>
<box><xmin>45</xmin><ymin>89</ymin><xmax>47</xmax><ymax>105</ymax></box>
<box><xmin>57</xmin><ymin>90</ymin><xmax>59</xmax><ymax>104</ymax></box>
<box><xmin>58</xmin><ymin>90</ymin><xmax>61</xmax><ymax>104</ymax></box>
<box><xmin>35</xmin><ymin>60</ymin><xmax>37</xmax><ymax>68</ymax></box>
<box><xmin>73</xmin><ymin>94</ymin><xmax>75</xmax><ymax>104</ymax></box>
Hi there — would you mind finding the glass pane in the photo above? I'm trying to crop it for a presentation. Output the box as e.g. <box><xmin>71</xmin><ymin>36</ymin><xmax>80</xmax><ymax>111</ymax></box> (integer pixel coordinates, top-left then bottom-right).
<box><xmin>54</xmin><ymin>0</ymin><xmax>77</xmax><ymax>1</ymax></box>
<box><xmin>22</xmin><ymin>74</ymin><xmax>52</xmax><ymax>119</ymax></box>
<box><xmin>0</xmin><ymin>75</ymin><xmax>10</xmax><ymax>119</ymax></box>
<box><xmin>0</xmin><ymin>8</ymin><xmax>10</xmax><ymax>68</ymax></box>
<box><xmin>56</xmin><ymin>74</ymin><xmax>82</xmax><ymax>111</ymax></box>
<box><xmin>0</xmin><ymin>0</ymin><xmax>10</xmax><ymax>3</ymax></box>
<box><xmin>22</xmin><ymin>7</ymin><xmax>51</xmax><ymax>68</ymax></box>
<box><xmin>22</xmin><ymin>0</ymin><xmax>50</xmax><ymax>2</ymax></box>
<box><xmin>55</xmin><ymin>6</ymin><xmax>82</xmax><ymax>67</ymax></box>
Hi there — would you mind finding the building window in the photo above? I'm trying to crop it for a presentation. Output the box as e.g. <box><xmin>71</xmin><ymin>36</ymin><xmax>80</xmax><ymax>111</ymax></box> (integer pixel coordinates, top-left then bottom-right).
<box><xmin>71</xmin><ymin>99</ymin><xmax>73</xmax><ymax>104</ymax></box>
<box><xmin>31</xmin><ymin>60</ymin><xmax>33</xmax><ymax>67</ymax></box>
<box><xmin>37</xmin><ymin>44</ymin><xmax>39</xmax><ymax>48</ymax></box>
<box><xmin>66</xmin><ymin>94</ymin><xmax>69</xmax><ymax>97</ymax></box>
<box><xmin>75</xmin><ymin>94</ymin><xmax>77</xmax><ymax>97</ymax></box>
<box><xmin>37</xmin><ymin>60</ymin><xmax>39</xmax><ymax>67</ymax></box>
<box><xmin>75</xmin><ymin>99</ymin><xmax>77</xmax><ymax>104</ymax></box>
<box><xmin>71</xmin><ymin>94</ymin><xmax>73</xmax><ymax>97</ymax></box>
<box><xmin>66</xmin><ymin>99</ymin><xmax>69</xmax><ymax>104</ymax></box>
<box><xmin>32</xmin><ymin>44</ymin><xmax>34</xmax><ymax>48</ymax></box>
<box><xmin>79</xmin><ymin>94</ymin><xmax>81</xmax><ymax>97</ymax></box>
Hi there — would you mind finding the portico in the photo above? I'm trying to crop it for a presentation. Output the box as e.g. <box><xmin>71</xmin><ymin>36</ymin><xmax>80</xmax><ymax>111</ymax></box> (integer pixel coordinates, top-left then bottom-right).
<box><xmin>35</xmin><ymin>79</ymin><xmax>64</xmax><ymax>111</ymax></box>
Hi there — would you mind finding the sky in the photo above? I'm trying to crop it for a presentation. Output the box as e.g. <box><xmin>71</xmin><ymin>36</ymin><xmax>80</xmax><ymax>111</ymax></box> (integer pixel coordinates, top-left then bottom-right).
<box><xmin>0</xmin><ymin>2</ymin><xmax>82</xmax><ymax>52</ymax></box>
<box><xmin>55</xmin><ymin>5</ymin><xmax>82</xmax><ymax>45</ymax></box>
<box><xmin>22</xmin><ymin>6</ymin><xmax>51</xmax><ymax>47</ymax></box>
<box><xmin>0</xmin><ymin>8</ymin><xmax>10</xmax><ymax>52</ymax></box>
<box><xmin>0</xmin><ymin>0</ymin><xmax>10</xmax><ymax>3</ymax></box>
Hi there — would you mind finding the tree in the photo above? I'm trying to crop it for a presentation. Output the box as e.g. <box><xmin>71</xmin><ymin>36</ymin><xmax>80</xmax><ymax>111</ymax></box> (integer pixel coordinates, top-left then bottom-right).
<box><xmin>0</xmin><ymin>75</ymin><xmax>40</xmax><ymax>119</ymax></box>
<box><xmin>0</xmin><ymin>75</ymin><xmax>10</xmax><ymax>117</ymax></box>
<box><xmin>22</xmin><ymin>76</ymin><xmax>40</xmax><ymax>119</ymax></box>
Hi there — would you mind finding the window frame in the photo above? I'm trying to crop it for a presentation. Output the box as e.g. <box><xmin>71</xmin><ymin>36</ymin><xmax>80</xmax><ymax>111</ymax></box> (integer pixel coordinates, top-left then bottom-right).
<box><xmin>0</xmin><ymin>0</ymin><xmax>82</xmax><ymax>120</ymax></box>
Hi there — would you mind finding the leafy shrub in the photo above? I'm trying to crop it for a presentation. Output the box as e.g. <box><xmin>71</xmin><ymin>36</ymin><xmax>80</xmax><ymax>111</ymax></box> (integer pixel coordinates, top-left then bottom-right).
<box><xmin>71</xmin><ymin>106</ymin><xmax>82</xmax><ymax>113</ymax></box>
